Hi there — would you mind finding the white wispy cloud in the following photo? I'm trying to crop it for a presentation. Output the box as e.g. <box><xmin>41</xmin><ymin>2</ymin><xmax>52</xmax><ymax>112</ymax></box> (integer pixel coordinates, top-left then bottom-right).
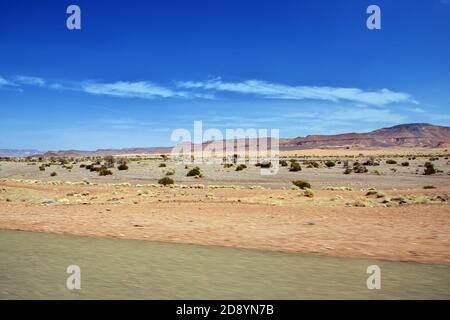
<box><xmin>15</xmin><ymin>75</ymin><xmax>46</xmax><ymax>87</ymax></box>
<box><xmin>82</xmin><ymin>81</ymin><xmax>178</xmax><ymax>98</ymax></box>
<box><xmin>0</xmin><ymin>76</ymin><xmax>16</xmax><ymax>87</ymax></box>
<box><xmin>81</xmin><ymin>80</ymin><xmax>214</xmax><ymax>100</ymax></box>
<box><xmin>177</xmin><ymin>78</ymin><xmax>416</xmax><ymax>106</ymax></box>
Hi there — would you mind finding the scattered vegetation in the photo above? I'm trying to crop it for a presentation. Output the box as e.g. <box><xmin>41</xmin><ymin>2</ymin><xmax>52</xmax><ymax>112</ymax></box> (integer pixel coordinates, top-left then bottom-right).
<box><xmin>289</xmin><ymin>162</ymin><xmax>302</xmax><ymax>172</ymax></box>
<box><xmin>117</xmin><ymin>163</ymin><xmax>129</xmax><ymax>171</ymax></box>
<box><xmin>352</xmin><ymin>162</ymin><xmax>368</xmax><ymax>173</ymax></box>
<box><xmin>292</xmin><ymin>180</ymin><xmax>311</xmax><ymax>190</ymax></box>
<box><xmin>158</xmin><ymin>176</ymin><xmax>174</xmax><ymax>186</ymax></box>
<box><xmin>259</xmin><ymin>161</ymin><xmax>272</xmax><ymax>168</ymax></box>
<box><xmin>325</xmin><ymin>160</ymin><xmax>335</xmax><ymax>168</ymax></box>
<box><xmin>423</xmin><ymin>162</ymin><xmax>436</xmax><ymax>175</ymax></box>
<box><xmin>165</xmin><ymin>170</ymin><xmax>175</xmax><ymax>176</ymax></box>
<box><xmin>187</xmin><ymin>166</ymin><xmax>201</xmax><ymax>177</ymax></box>
<box><xmin>99</xmin><ymin>167</ymin><xmax>113</xmax><ymax>176</ymax></box>
<box><xmin>279</xmin><ymin>160</ymin><xmax>288</xmax><ymax>167</ymax></box>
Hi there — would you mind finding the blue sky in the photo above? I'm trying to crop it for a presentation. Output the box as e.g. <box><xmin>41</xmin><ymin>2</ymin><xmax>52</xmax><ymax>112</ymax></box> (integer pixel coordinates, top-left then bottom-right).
<box><xmin>0</xmin><ymin>0</ymin><xmax>449</xmax><ymax>150</ymax></box>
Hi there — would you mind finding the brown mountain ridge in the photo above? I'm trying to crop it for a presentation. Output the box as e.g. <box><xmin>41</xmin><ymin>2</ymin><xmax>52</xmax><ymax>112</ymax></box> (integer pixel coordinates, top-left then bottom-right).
<box><xmin>1</xmin><ymin>123</ymin><xmax>449</xmax><ymax>158</ymax></box>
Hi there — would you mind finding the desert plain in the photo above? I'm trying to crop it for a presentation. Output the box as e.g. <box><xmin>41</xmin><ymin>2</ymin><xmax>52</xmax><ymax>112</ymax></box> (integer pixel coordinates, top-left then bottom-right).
<box><xmin>1</xmin><ymin>147</ymin><xmax>449</xmax><ymax>265</ymax></box>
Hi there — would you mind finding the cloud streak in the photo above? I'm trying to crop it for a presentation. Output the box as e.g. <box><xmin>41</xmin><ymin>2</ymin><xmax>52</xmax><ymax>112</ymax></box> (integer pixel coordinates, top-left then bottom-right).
<box><xmin>178</xmin><ymin>78</ymin><xmax>416</xmax><ymax>106</ymax></box>
<box><xmin>15</xmin><ymin>75</ymin><xmax>46</xmax><ymax>87</ymax></box>
<box><xmin>2</xmin><ymin>74</ymin><xmax>416</xmax><ymax>106</ymax></box>
<box><xmin>81</xmin><ymin>80</ymin><xmax>215</xmax><ymax>100</ymax></box>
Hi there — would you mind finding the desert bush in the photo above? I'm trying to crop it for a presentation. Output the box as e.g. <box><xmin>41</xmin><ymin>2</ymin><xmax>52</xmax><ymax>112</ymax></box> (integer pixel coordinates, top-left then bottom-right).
<box><xmin>99</xmin><ymin>167</ymin><xmax>113</xmax><ymax>176</ymax></box>
<box><xmin>104</xmin><ymin>155</ymin><xmax>115</xmax><ymax>168</ymax></box>
<box><xmin>223</xmin><ymin>163</ymin><xmax>233</xmax><ymax>168</ymax></box>
<box><xmin>365</xmin><ymin>190</ymin><xmax>378</xmax><ymax>197</ymax></box>
<box><xmin>289</xmin><ymin>162</ymin><xmax>302</xmax><ymax>172</ymax></box>
<box><xmin>401</xmin><ymin>162</ymin><xmax>409</xmax><ymax>167</ymax></box>
<box><xmin>423</xmin><ymin>185</ymin><xmax>436</xmax><ymax>189</ymax></box>
<box><xmin>159</xmin><ymin>163</ymin><xmax>167</xmax><ymax>168</ymax></box>
<box><xmin>39</xmin><ymin>165</ymin><xmax>46</xmax><ymax>171</ymax></box>
<box><xmin>158</xmin><ymin>176</ymin><xmax>174</xmax><ymax>186</ymax></box>
<box><xmin>117</xmin><ymin>163</ymin><xmax>129</xmax><ymax>170</ymax></box>
<box><xmin>386</xmin><ymin>160</ymin><xmax>397</xmax><ymax>165</ymax></box>
<box><xmin>187</xmin><ymin>166</ymin><xmax>201</xmax><ymax>177</ymax></box>
<box><xmin>343</xmin><ymin>168</ymin><xmax>352</xmax><ymax>174</ymax></box>
<box><xmin>292</xmin><ymin>180</ymin><xmax>311</xmax><ymax>190</ymax></box>
<box><xmin>304</xmin><ymin>160</ymin><xmax>319</xmax><ymax>168</ymax></box>
<box><xmin>353</xmin><ymin>163</ymin><xmax>368</xmax><ymax>173</ymax></box>
<box><xmin>423</xmin><ymin>162</ymin><xmax>436</xmax><ymax>175</ymax></box>
<box><xmin>303</xmin><ymin>189</ymin><xmax>314</xmax><ymax>197</ymax></box>
<box><xmin>363</xmin><ymin>157</ymin><xmax>379</xmax><ymax>166</ymax></box>
<box><xmin>279</xmin><ymin>160</ymin><xmax>288</xmax><ymax>167</ymax></box>
<box><xmin>79</xmin><ymin>164</ymin><xmax>86</xmax><ymax>168</ymax></box>
<box><xmin>325</xmin><ymin>160</ymin><xmax>335</xmax><ymax>168</ymax></box>
<box><xmin>260</xmin><ymin>161</ymin><xmax>272</xmax><ymax>168</ymax></box>
<box><xmin>50</xmin><ymin>172</ymin><xmax>57</xmax><ymax>177</ymax></box>
<box><xmin>165</xmin><ymin>170</ymin><xmax>175</xmax><ymax>176</ymax></box>
<box><xmin>235</xmin><ymin>164</ymin><xmax>247</xmax><ymax>171</ymax></box>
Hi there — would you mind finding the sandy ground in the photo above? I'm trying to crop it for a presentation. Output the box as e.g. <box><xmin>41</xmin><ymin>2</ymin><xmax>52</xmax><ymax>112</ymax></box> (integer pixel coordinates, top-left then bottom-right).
<box><xmin>1</xmin><ymin>179</ymin><xmax>449</xmax><ymax>265</ymax></box>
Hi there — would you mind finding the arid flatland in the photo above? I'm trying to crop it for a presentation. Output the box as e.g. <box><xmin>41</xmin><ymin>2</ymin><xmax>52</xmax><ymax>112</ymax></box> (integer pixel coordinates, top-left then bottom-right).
<box><xmin>1</xmin><ymin>148</ymin><xmax>449</xmax><ymax>265</ymax></box>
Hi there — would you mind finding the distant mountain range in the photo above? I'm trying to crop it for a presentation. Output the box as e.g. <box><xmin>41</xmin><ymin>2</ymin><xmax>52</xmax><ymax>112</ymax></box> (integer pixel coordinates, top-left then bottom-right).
<box><xmin>1</xmin><ymin>123</ymin><xmax>449</xmax><ymax>158</ymax></box>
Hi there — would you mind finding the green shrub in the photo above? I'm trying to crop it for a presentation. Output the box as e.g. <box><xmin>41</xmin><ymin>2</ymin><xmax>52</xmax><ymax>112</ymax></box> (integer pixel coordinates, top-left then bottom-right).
<box><xmin>117</xmin><ymin>163</ymin><xmax>129</xmax><ymax>170</ymax></box>
<box><xmin>343</xmin><ymin>168</ymin><xmax>352</xmax><ymax>174</ymax></box>
<box><xmin>304</xmin><ymin>160</ymin><xmax>319</xmax><ymax>168</ymax></box>
<box><xmin>235</xmin><ymin>164</ymin><xmax>247</xmax><ymax>171</ymax></box>
<box><xmin>260</xmin><ymin>161</ymin><xmax>272</xmax><ymax>168</ymax></box>
<box><xmin>279</xmin><ymin>160</ymin><xmax>288</xmax><ymax>167</ymax></box>
<box><xmin>165</xmin><ymin>170</ymin><xmax>175</xmax><ymax>176</ymax></box>
<box><xmin>363</xmin><ymin>158</ymin><xmax>379</xmax><ymax>166</ymax></box>
<box><xmin>187</xmin><ymin>166</ymin><xmax>201</xmax><ymax>177</ymax></box>
<box><xmin>353</xmin><ymin>163</ymin><xmax>368</xmax><ymax>173</ymax></box>
<box><xmin>99</xmin><ymin>168</ymin><xmax>113</xmax><ymax>176</ymax></box>
<box><xmin>292</xmin><ymin>180</ymin><xmax>311</xmax><ymax>190</ymax></box>
<box><xmin>39</xmin><ymin>165</ymin><xmax>45</xmax><ymax>171</ymax></box>
<box><xmin>325</xmin><ymin>160</ymin><xmax>335</xmax><ymax>168</ymax></box>
<box><xmin>159</xmin><ymin>163</ymin><xmax>166</xmax><ymax>168</ymax></box>
<box><xmin>386</xmin><ymin>160</ymin><xmax>397</xmax><ymax>165</ymax></box>
<box><xmin>289</xmin><ymin>162</ymin><xmax>302</xmax><ymax>172</ymax></box>
<box><xmin>50</xmin><ymin>172</ymin><xmax>57</xmax><ymax>177</ymax></box>
<box><xmin>423</xmin><ymin>162</ymin><xmax>436</xmax><ymax>175</ymax></box>
<box><xmin>223</xmin><ymin>163</ymin><xmax>233</xmax><ymax>168</ymax></box>
<box><xmin>158</xmin><ymin>176</ymin><xmax>174</xmax><ymax>185</ymax></box>
<box><xmin>401</xmin><ymin>162</ymin><xmax>410</xmax><ymax>167</ymax></box>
